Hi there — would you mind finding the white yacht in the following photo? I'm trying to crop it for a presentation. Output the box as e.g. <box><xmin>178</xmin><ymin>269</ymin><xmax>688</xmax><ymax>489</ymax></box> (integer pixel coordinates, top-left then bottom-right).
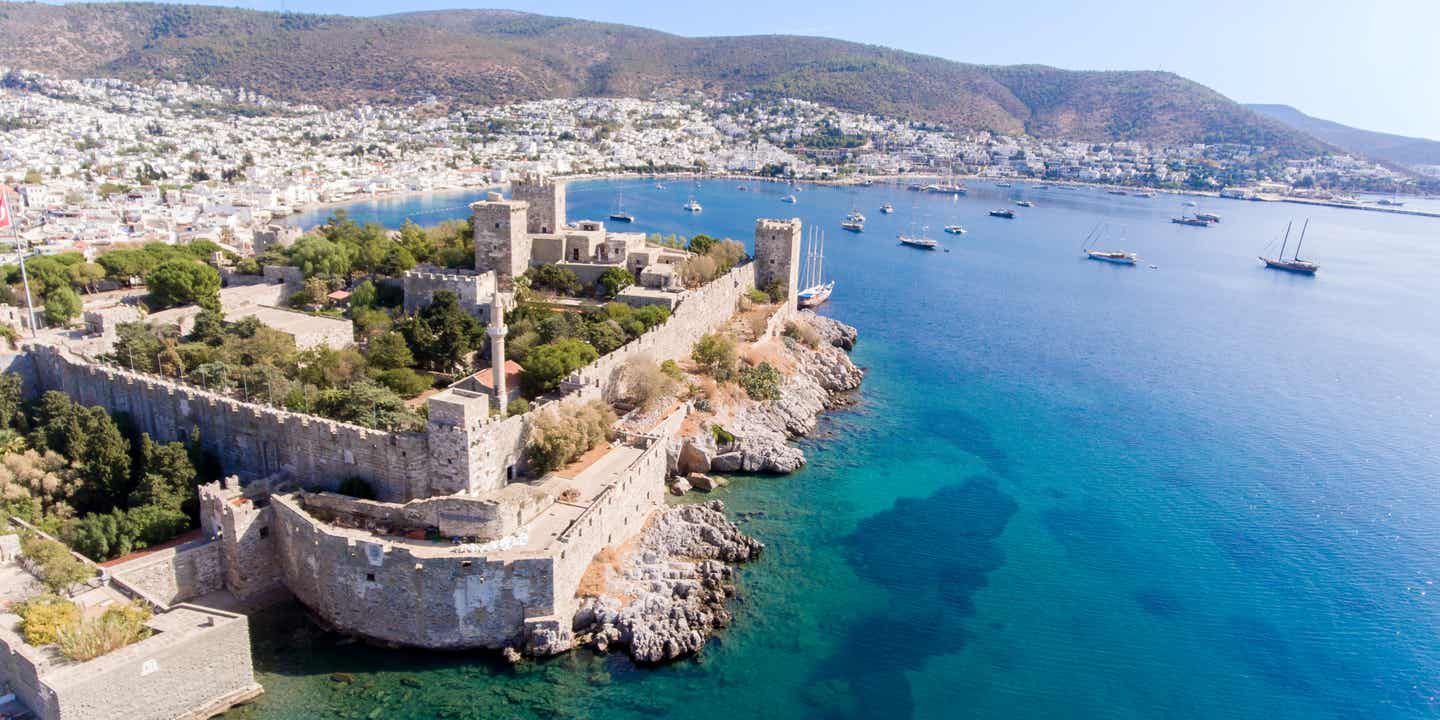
<box><xmin>683</xmin><ymin>197</ymin><xmax>703</xmax><ymax>212</ymax></box>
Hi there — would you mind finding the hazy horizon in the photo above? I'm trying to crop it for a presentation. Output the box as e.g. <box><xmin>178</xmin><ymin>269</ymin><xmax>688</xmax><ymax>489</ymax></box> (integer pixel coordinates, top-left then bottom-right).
<box><xmin>35</xmin><ymin>0</ymin><xmax>1440</xmax><ymax>142</ymax></box>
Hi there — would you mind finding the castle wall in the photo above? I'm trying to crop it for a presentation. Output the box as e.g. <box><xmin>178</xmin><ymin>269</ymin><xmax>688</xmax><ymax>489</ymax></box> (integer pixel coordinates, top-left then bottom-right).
<box><xmin>402</xmin><ymin>269</ymin><xmax>496</xmax><ymax>320</ymax></box>
<box><xmin>27</xmin><ymin>346</ymin><xmax>430</xmax><ymax>502</ymax></box>
<box><xmin>565</xmin><ymin>262</ymin><xmax>757</xmax><ymax>398</ymax></box>
<box><xmin>269</xmin><ymin>493</ymin><xmax>553</xmax><ymax>649</ymax></box>
<box><xmin>107</xmin><ymin>539</ymin><xmax>225</xmax><ymax>608</ymax></box>
<box><xmin>472</xmin><ymin>198</ymin><xmax>530</xmax><ymax>289</ymax></box>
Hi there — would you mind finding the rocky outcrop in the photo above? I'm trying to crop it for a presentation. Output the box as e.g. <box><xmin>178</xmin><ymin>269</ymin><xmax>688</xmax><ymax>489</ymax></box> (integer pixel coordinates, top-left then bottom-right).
<box><xmin>800</xmin><ymin>310</ymin><xmax>858</xmax><ymax>350</ymax></box>
<box><xmin>574</xmin><ymin>501</ymin><xmax>763</xmax><ymax>663</ymax></box>
<box><xmin>684</xmin><ymin>316</ymin><xmax>863</xmax><ymax>474</ymax></box>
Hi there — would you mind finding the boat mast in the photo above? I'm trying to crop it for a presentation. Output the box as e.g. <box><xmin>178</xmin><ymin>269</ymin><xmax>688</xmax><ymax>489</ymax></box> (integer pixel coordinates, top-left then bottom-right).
<box><xmin>818</xmin><ymin>230</ymin><xmax>825</xmax><ymax>285</ymax></box>
<box><xmin>1293</xmin><ymin>219</ymin><xmax>1309</xmax><ymax>260</ymax></box>
<box><xmin>1277</xmin><ymin>221</ymin><xmax>1292</xmax><ymax>260</ymax></box>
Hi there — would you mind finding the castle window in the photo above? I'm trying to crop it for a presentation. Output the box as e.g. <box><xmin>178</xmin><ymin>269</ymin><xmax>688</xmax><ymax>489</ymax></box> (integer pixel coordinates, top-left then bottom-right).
<box><xmin>495</xmin><ymin>222</ymin><xmax>501</xmax><ymax>229</ymax></box>
<box><xmin>365</xmin><ymin>573</ymin><xmax>376</xmax><ymax>582</ymax></box>
<box><xmin>259</xmin><ymin>526</ymin><xmax>269</xmax><ymax>539</ymax></box>
<box><xmin>461</xmin><ymin>560</ymin><xmax>473</xmax><ymax>568</ymax></box>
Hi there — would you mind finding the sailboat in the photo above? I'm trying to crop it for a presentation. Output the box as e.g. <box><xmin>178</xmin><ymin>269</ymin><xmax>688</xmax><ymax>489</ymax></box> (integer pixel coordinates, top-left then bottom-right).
<box><xmin>1081</xmin><ymin>222</ymin><xmax>1138</xmax><ymax>266</ymax></box>
<box><xmin>683</xmin><ymin>195</ymin><xmax>703</xmax><ymax>212</ymax></box>
<box><xmin>1259</xmin><ymin>219</ymin><xmax>1319</xmax><ymax>275</ymax></box>
<box><xmin>608</xmin><ymin>191</ymin><xmax>634</xmax><ymax>223</ymax></box>
<box><xmin>797</xmin><ymin>226</ymin><xmax>835</xmax><ymax>308</ymax></box>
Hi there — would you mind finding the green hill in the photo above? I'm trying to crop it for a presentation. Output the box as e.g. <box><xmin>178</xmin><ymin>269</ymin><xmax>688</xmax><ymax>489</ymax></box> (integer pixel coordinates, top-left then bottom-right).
<box><xmin>0</xmin><ymin>3</ymin><xmax>1323</xmax><ymax>155</ymax></box>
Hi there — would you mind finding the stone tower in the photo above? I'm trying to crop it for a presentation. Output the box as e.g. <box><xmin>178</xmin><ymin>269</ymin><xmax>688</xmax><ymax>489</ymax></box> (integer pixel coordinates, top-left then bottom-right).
<box><xmin>488</xmin><ymin>292</ymin><xmax>509</xmax><ymax>408</ymax></box>
<box><xmin>510</xmin><ymin>175</ymin><xmax>566</xmax><ymax>235</ymax></box>
<box><xmin>754</xmin><ymin>218</ymin><xmax>802</xmax><ymax>307</ymax></box>
<box><xmin>472</xmin><ymin>192</ymin><xmax>531</xmax><ymax>291</ymax></box>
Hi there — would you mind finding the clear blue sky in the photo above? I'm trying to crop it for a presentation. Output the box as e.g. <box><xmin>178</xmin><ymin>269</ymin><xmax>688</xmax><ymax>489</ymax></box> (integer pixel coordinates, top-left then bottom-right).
<box><xmin>50</xmin><ymin>0</ymin><xmax>1440</xmax><ymax>140</ymax></box>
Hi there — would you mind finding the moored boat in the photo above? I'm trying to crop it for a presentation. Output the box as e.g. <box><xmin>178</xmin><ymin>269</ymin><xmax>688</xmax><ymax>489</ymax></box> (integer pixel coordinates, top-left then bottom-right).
<box><xmin>1081</xmin><ymin>223</ymin><xmax>1138</xmax><ymax>266</ymax></box>
<box><xmin>841</xmin><ymin>219</ymin><xmax>864</xmax><ymax>232</ymax></box>
<box><xmin>880</xmin><ymin>203</ymin><xmax>895</xmax><ymax>214</ymax></box>
<box><xmin>1171</xmin><ymin>216</ymin><xmax>1211</xmax><ymax>227</ymax></box>
<box><xmin>898</xmin><ymin>234</ymin><xmax>938</xmax><ymax>249</ymax></box>
<box><xmin>1259</xmin><ymin>219</ymin><xmax>1319</xmax><ymax>275</ymax></box>
<box><xmin>1016</xmin><ymin>200</ymin><xmax>1034</xmax><ymax>207</ymax></box>
<box><xmin>1194</xmin><ymin>211</ymin><xmax>1221</xmax><ymax>223</ymax></box>
<box><xmin>781</xmin><ymin>194</ymin><xmax>797</xmax><ymax>204</ymax></box>
<box><xmin>943</xmin><ymin>225</ymin><xmax>966</xmax><ymax>235</ymax></box>
<box><xmin>683</xmin><ymin>197</ymin><xmax>703</xmax><ymax>212</ymax></box>
<box><xmin>798</xmin><ymin>226</ymin><xmax>835</xmax><ymax>307</ymax></box>
<box><xmin>989</xmin><ymin>209</ymin><xmax>1016</xmax><ymax>219</ymax></box>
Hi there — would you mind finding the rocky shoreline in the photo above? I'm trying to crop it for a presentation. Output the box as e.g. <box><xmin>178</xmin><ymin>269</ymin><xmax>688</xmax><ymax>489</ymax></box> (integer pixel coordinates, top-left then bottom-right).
<box><xmin>671</xmin><ymin>311</ymin><xmax>863</xmax><ymax>477</ymax></box>
<box><xmin>562</xmin><ymin>312</ymin><xmax>861</xmax><ymax>663</ymax></box>
<box><xmin>571</xmin><ymin>501</ymin><xmax>763</xmax><ymax>662</ymax></box>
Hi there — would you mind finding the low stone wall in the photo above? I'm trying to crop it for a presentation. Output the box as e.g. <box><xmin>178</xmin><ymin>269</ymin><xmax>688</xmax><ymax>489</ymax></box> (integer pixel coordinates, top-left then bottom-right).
<box><xmin>107</xmin><ymin>539</ymin><xmax>225</xmax><ymax>608</ymax></box>
<box><xmin>566</xmin><ymin>262</ymin><xmax>757</xmax><ymax>398</ymax></box>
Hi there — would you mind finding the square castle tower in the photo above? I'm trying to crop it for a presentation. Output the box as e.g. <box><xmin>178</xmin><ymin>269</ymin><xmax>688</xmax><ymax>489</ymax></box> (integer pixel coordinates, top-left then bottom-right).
<box><xmin>472</xmin><ymin>176</ymin><xmax>567</xmax><ymax>289</ymax></box>
<box><xmin>754</xmin><ymin>218</ymin><xmax>803</xmax><ymax>306</ymax></box>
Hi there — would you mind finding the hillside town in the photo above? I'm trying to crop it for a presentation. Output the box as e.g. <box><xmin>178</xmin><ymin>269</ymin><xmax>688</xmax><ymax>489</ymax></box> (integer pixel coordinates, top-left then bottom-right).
<box><xmin>0</xmin><ymin>67</ymin><xmax>1422</xmax><ymax>261</ymax></box>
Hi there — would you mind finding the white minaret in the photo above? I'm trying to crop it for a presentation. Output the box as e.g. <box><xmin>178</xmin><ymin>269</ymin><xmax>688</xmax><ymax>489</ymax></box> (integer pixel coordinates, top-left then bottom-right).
<box><xmin>488</xmin><ymin>292</ymin><xmax>509</xmax><ymax>407</ymax></box>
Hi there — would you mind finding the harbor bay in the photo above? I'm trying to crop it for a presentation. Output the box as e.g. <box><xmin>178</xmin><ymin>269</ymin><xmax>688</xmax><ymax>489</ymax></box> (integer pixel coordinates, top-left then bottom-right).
<box><xmin>238</xmin><ymin>179</ymin><xmax>1440</xmax><ymax>719</ymax></box>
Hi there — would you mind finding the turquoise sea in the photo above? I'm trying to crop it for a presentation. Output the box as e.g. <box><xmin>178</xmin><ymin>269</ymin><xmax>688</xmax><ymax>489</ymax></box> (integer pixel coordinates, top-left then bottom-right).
<box><xmin>245</xmin><ymin>179</ymin><xmax>1440</xmax><ymax>719</ymax></box>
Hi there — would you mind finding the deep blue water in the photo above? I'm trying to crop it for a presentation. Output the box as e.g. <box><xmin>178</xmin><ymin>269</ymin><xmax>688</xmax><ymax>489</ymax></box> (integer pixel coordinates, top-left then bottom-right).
<box><xmin>246</xmin><ymin>179</ymin><xmax>1440</xmax><ymax>719</ymax></box>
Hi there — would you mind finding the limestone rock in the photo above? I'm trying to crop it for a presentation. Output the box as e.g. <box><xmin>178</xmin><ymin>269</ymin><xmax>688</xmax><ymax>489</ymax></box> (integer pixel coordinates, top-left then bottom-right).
<box><xmin>669</xmin><ymin>477</ymin><xmax>691</xmax><ymax>496</ymax></box>
<box><xmin>573</xmin><ymin>501</ymin><xmax>762</xmax><ymax>663</ymax></box>
<box><xmin>687</xmin><ymin>473</ymin><xmax>725</xmax><ymax>492</ymax></box>
<box><xmin>501</xmin><ymin>647</ymin><xmax>522</xmax><ymax>664</ymax></box>
<box><xmin>677</xmin><ymin>439</ymin><xmax>714</xmax><ymax>475</ymax></box>
<box><xmin>799</xmin><ymin>310</ymin><xmax>858</xmax><ymax>350</ymax></box>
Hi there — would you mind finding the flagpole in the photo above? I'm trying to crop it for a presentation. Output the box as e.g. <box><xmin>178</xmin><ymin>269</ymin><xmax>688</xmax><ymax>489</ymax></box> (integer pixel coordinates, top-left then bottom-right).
<box><xmin>1</xmin><ymin>193</ymin><xmax>35</xmax><ymax>338</ymax></box>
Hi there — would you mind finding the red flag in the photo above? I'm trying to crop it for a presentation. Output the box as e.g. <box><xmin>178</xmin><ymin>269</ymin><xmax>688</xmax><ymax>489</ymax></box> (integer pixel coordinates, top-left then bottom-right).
<box><xmin>0</xmin><ymin>193</ymin><xmax>11</xmax><ymax>230</ymax></box>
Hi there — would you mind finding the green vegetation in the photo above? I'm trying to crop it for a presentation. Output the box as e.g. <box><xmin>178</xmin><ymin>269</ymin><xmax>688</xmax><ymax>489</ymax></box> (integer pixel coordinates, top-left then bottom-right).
<box><xmin>738</xmin><ymin>362</ymin><xmax>783</xmax><ymax>401</ymax></box>
<box><xmin>15</xmin><ymin>594</ymin><xmax>81</xmax><ymax>645</ymax></box>
<box><xmin>691</xmin><ymin>333</ymin><xmax>737</xmax><ymax>381</ymax></box>
<box><xmin>679</xmin><ymin>239</ymin><xmax>747</xmax><ymax>287</ymax></box>
<box><xmin>598</xmin><ymin>267</ymin><xmax>634</xmax><ymax>299</ymax></box>
<box><xmin>43</xmin><ymin>286</ymin><xmax>81</xmax><ymax>326</ymax></box>
<box><xmin>0</xmin><ymin>391</ymin><xmax>214</xmax><ymax>562</ymax></box>
<box><xmin>526</xmin><ymin>264</ymin><xmax>583</xmax><ymax>296</ymax></box>
<box><xmin>55</xmin><ymin>603</ymin><xmax>153</xmax><ymax>661</ymax></box>
<box><xmin>525</xmin><ymin>399</ymin><xmax>616</xmax><ymax>475</ymax></box>
<box><xmin>18</xmin><ymin>534</ymin><xmax>93</xmax><ymax>595</ymax></box>
<box><xmin>145</xmin><ymin>260</ymin><xmax>221</xmax><ymax>310</ymax></box>
<box><xmin>619</xmin><ymin>355</ymin><xmax>679</xmax><ymax>411</ymax></box>
<box><xmin>506</xmin><ymin>301</ymin><xmax>670</xmax><ymax>398</ymax></box>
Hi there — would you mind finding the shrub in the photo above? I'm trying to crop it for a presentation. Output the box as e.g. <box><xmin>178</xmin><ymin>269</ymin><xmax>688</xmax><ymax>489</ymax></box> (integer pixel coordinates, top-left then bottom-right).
<box><xmin>55</xmin><ymin>603</ymin><xmax>153</xmax><ymax>662</ymax></box>
<box><xmin>620</xmin><ymin>356</ymin><xmax>678</xmax><ymax>411</ymax></box>
<box><xmin>599</xmin><ymin>267</ymin><xmax>634</xmax><ymax>299</ymax></box>
<box><xmin>15</xmin><ymin>594</ymin><xmax>80</xmax><ymax>646</ymax></box>
<box><xmin>526</xmin><ymin>400</ymin><xmax>617</xmax><ymax>474</ymax></box>
<box><xmin>377</xmin><ymin>367</ymin><xmax>432</xmax><ymax>398</ymax></box>
<box><xmin>739</xmin><ymin>362</ymin><xmax>784</xmax><ymax>401</ymax></box>
<box><xmin>784</xmin><ymin>320</ymin><xmax>821</xmax><ymax>349</ymax></box>
<box><xmin>529</xmin><ymin>264</ymin><xmax>583</xmax><ymax>296</ymax></box>
<box><xmin>711</xmin><ymin>424</ymin><xmax>736</xmax><ymax>446</ymax></box>
<box><xmin>745</xmin><ymin>287</ymin><xmax>770</xmax><ymax>305</ymax></box>
<box><xmin>764</xmin><ymin>280</ymin><xmax>787</xmax><ymax>304</ymax></box>
<box><xmin>659</xmin><ymin>359</ymin><xmax>684</xmax><ymax>380</ymax></box>
<box><xmin>337</xmin><ymin>476</ymin><xmax>376</xmax><ymax>500</ymax></box>
<box><xmin>506</xmin><ymin>398</ymin><xmax>531</xmax><ymax>417</ymax></box>
<box><xmin>521</xmin><ymin>338</ymin><xmax>599</xmax><ymax>396</ymax></box>
<box><xmin>691</xmin><ymin>333</ymin><xmax>736</xmax><ymax>381</ymax></box>
<box><xmin>20</xmin><ymin>534</ymin><xmax>92</xmax><ymax>594</ymax></box>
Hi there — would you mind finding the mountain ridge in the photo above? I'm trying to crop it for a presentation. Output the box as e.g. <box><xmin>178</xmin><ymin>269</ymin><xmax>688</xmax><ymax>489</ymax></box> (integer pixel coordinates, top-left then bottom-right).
<box><xmin>1246</xmin><ymin>104</ymin><xmax>1440</xmax><ymax>169</ymax></box>
<box><xmin>0</xmin><ymin>2</ymin><xmax>1323</xmax><ymax>155</ymax></box>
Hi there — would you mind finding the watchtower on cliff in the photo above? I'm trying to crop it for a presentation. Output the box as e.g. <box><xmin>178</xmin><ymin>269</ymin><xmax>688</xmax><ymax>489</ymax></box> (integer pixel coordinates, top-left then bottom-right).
<box><xmin>472</xmin><ymin>192</ymin><xmax>531</xmax><ymax>290</ymax></box>
<box><xmin>511</xmin><ymin>175</ymin><xmax>566</xmax><ymax>235</ymax></box>
<box><xmin>754</xmin><ymin>218</ymin><xmax>802</xmax><ymax>307</ymax></box>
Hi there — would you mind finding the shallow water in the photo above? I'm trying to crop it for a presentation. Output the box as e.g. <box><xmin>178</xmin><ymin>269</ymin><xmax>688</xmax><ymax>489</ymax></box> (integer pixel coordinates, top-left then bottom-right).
<box><xmin>244</xmin><ymin>179</ymin><xmax>1440</xmax><ymax>719</ymax></box>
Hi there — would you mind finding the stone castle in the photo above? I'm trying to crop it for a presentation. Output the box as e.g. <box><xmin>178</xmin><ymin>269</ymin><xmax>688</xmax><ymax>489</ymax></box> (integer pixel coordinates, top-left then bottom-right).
<box><xmin>1</xmin><ymin>177</ymin><xmax>805</xmax><ymax>659</ymax></box>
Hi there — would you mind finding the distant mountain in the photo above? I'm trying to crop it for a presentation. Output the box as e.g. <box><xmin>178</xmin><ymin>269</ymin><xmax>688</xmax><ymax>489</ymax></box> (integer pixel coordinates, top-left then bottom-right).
<box><xmin>1247</xmin><ymin>104</ymin><xmax>1440</xmax><ymax>169</ymax></box>
<box><xmin>0</xmin><ymin>2</ymin><xmax>1323</xmax><ymax>155</ymax></box>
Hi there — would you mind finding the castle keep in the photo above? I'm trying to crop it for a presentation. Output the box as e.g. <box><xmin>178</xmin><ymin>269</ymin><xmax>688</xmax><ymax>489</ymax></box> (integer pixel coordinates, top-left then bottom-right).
<box><xmin>3</xmin><ymin>175</ymin><xmax>803</xmax><ymax>656</ymax></box>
